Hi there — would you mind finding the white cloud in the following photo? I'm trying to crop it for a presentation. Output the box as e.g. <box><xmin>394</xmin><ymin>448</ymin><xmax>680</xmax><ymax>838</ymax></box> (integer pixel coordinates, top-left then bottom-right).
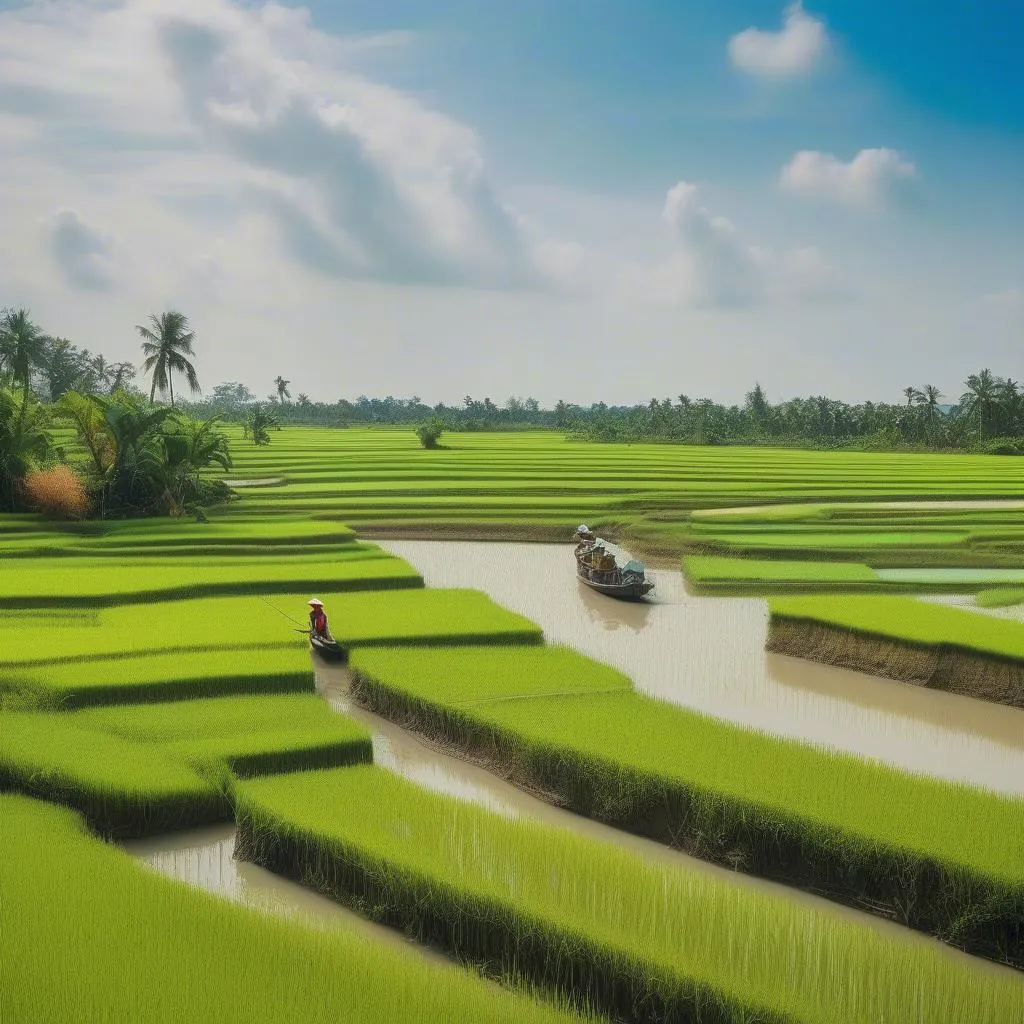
<box><xmin>635</xmin><ymin>182</ymin><xmax>845</xmax><ymax>307</ymax></box>
<box><xmin>0</xmin><ymin>0</ymin><xmax>560</xmax><ymax>292</ymax></box>
<box><xmin>47</xmin><ymin>209</ymin><xmax>116</xmax><ymax>290</ymax></box>
<box><xmin>728</xmin><ymin>3</ymin><xmax>828</xmax><ymax>78</ymax></box>
<box><xmin>780</xmin><ymin>148</ymin><xmax>916</xmax><ymax>207</ymax></box>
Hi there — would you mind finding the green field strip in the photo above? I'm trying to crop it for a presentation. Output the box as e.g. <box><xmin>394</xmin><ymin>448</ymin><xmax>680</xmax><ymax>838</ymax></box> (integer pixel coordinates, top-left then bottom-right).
<box><xmin>74</xmin><ymin>693</ymin><xmax>374</xmax><ymax>778</ymax></box>
<box><xmin>684</xmin><ymin>555</ymin><xmax>882</xmax><ymax>590</ymax></box>
<box><xmin>0</xmin><ymin>646</ymin><xmax>314</xmax><ymax>706</ymax></box>
<box><xmin>0</xmin><ymin>711</ymin><xmax>225</xmax><ymax>837</ymax></box>
<box><xmin>324</xmin><ymin>588</ymin><xmax>545</xmax><ymax>650</ymax></box>
<box><xmin>349</xmin><ymin>645</ymin><xmax>1024</xmax><ymax>962</ymax></box>
<box><xmin>236</xmin><ymin>765</ymin><xmax>1024</xmax><ymax>1024</ymax></box>
<box><xmin>770</xmin><ymin>595</ymin><xmax>1024</xmax><ymax>662</ymax></box>
<box><xmin>0</xmin><ymin>556</ymin><xmax>423</xmax><ymax>607</ymax></box>
<box><xmin>0</xmin><ymin>796</ymin><xmax>587</xmax><ymax>1024</ymax></box>
<box><xmin>977</xmin><ymin>588</ymin><xmax>1024</xmax><ymax>608</ymax></box>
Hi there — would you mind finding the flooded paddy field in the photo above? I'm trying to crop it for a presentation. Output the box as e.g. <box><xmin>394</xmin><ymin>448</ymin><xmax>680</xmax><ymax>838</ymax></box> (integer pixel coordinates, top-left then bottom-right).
<box><xmin>380</xmin><ymin>540</ymin><xmax>1024</xmax><ymax>795</ymax></box>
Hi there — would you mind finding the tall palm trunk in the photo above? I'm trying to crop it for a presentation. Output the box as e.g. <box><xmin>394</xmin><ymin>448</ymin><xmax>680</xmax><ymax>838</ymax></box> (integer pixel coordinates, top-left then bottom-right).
<box><xmin>169</xmin><ymin>372</ymin><xmax>175</xmax><ymax>408</ymax></box>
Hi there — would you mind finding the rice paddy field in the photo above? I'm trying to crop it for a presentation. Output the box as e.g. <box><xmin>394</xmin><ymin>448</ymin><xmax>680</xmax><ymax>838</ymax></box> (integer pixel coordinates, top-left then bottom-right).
<box><xmin>5</xmin><ymin>424</ymin><xmax>1024</xmax><ymax>1021</ymax></box>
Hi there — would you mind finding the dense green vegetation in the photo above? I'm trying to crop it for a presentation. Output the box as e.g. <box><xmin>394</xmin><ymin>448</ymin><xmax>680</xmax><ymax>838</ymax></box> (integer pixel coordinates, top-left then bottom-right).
<box><xmin>181</xmin><ymin>367</ymin><xmax>1024</xmax><ymax>453</ymax></box>
<box><xmin>4</xmin><ymin>416</ymin><xmax>1024</xmax><ymax>1019</ymax></box>
<box><xmin>350</xmin><ymin>644</ymin><xmax>1024</xmax><ymax>960</ymax></box>
<box><xmin>977</xmin><ymin>587</ymin><xmax>1024</xmax><ymax>608</ymax></box>
<box><xmin>237</xmin><ymin>765</ymin><xmax>1024</xmax><ymax>1024</ymax></box>
<box><xmin>771</xmin><ymin>595</ymin><xmax>1024</xmax><ymax>660</ymax></box>
<box><xmin>1</xmin><ymin>795</ymin><xmax>585</xmax><ymax>1024</ymax></box>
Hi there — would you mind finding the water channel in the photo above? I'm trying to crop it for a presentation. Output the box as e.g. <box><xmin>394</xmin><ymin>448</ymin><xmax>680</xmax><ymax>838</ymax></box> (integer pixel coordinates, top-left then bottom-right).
<box><xmin>380</xmin><ymin>540</ymin><xmax>1024</xmax><ymax>796</ymax></box>
<box><xmin>124</xmin><ymin>537</ymin><xmax>1024</xmax><ymax>983</ymax></box>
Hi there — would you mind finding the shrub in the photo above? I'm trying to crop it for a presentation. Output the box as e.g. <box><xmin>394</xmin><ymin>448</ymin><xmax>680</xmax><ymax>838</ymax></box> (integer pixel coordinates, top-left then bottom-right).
<box><xmin>416</xmin><ymin>417</ymin><xmax>444</xmax><ymax>449</ymax></box>
<box><xmin>22</xmin><ymin>465</ymin><xmax>90</xmax><ymax>519</ymax></box>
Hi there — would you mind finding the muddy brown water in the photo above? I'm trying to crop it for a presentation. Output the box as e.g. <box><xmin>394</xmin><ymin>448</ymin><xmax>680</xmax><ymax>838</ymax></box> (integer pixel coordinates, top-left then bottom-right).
<box><xmin>378</xmin><ymin>540</ymin><xmax>1024</xmax><ymax>796</ymax></box>
<box><xmin>121</xmin><ymin>823</ymin><xmax>450</xmax><ymax>964</ymax></box>
<box><xmin>123</xmin><ymin>665</ymin><xmax>1022</xmax><ymax>981</ymax></box>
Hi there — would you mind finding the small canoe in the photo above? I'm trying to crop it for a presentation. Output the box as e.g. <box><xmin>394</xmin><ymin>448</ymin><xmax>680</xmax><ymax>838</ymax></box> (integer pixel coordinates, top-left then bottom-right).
<box><xmin>575</xmin><ymin>549</ymin><xmax>654</xmax><ymax>602</ymax></box>
<box><xmin>310</xmin><ymin>633</ymin><xmax>345</xmax><ymax>661</ymax></box>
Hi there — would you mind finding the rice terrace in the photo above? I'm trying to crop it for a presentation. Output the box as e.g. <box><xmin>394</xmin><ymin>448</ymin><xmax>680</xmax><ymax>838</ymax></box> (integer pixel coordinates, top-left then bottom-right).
<box><xmin>3</xmin><ymin>1</ymin><xmax>1024</xmax><ymax>1022</ymax></box>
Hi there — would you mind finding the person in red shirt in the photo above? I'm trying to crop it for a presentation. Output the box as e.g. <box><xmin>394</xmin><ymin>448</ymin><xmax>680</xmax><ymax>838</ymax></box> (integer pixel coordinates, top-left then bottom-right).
<box><xmin>308</xmin><ymin>598</ymin><xmax>332</xmax><ymax>640</ymax></box>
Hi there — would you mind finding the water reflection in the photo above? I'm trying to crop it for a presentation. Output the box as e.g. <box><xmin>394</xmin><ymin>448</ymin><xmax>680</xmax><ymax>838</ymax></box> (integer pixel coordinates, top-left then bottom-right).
<box><xmin>379</xmin><ymin>540</ymin><xmax>1024</xmax><ymax>795</ymax></box>
<box><xmin>122</xmin><ymin>825</ymin><xmax>448</xmax><ymax>960</ymax></box>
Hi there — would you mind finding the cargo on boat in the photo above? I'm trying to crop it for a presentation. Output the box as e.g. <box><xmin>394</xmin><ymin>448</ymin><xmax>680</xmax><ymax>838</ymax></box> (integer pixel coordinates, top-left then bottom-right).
<box><xmin>573</xmin><ymin>527</ymin><xmax>654</xmax><ymax>602</ymax></box>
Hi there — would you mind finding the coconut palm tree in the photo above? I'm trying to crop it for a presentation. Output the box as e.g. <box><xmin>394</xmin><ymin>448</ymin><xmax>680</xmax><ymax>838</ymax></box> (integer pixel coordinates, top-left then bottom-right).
<box><xmin>0</xmin><ymin>386</ymin><xmax>52</xmax><ymax>511</ymax></box>
<box><xmin>916</xmin><ymin>385</ymin><xmax>944</xmax><ymax>442</ymax></box>
<box><xmin>0</xmin><ymin>309</ymin><xmax>51</xmax><ymax>430</ymax></box>
<box><xmin>273</xmin><ymin>375</ymin><xmax>291</xmax><ymax>405</ymax></box>
<box><xmin>960</xmin><ymin>369</ymin><xmax>1002</xmax><ymax>440</ymax></box>
<box><xmin>137</xmin><ymin>311</ymin><xmax>200</xmax><ymax>407</ymax></box>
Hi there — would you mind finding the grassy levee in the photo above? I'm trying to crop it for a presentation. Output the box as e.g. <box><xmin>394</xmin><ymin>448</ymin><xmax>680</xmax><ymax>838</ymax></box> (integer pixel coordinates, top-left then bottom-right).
<box><xmin>0</xmin><ymin>552</ymin><xmax>423</xmax><ymax>607</ymax></box>
<box><xmin>74</xmin><ymin>693</ymin><xmax>374</xmax><ymax>778</ymax></box>
<box><xmin>978</xmin><ymin>587</ymin><xmax>1024</xmax><ymax>608</ymax></box>
<box><xmin>235</xmin><ymin>765</ymin><xmax>1024</xmax><ymax>1024</ymax></box>
<box><xmin>1</xmin><ymin>646</ymin><xmax>314</xmax><ymax>707</ymax></box>
<box><xmin>0</xmin><ymin>711</ymin><xmax>226</xmax><ymax>837</ymax></box>
<box><xmin>0</xmin><ymin>795</ymin><xmax>589</xmax><ymax>1024</ymax></box>
<box><xmin>324</xmin><ymin>588</ymin><xmax>544</xmax><ymax>654</ymax></box>
<box><xmin>769</xmin><ymin>595</ymin><xmax>1024</xmax><ymax>706</ymax></box>
<box><xmin>684</xmin><ymin>555</ymin><xmax>889</xmax><ymax>593</ymax></box>
<box><xmin>349</xmin><ymin>645</ymin><xmax>1024</xmax><ymax>964</ymax></box>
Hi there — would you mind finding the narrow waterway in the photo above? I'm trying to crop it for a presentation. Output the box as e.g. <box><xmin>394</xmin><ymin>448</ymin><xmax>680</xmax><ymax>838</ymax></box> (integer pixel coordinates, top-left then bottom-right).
<box><xmin>121</xmin><ymin>658</ymin><xmax>1021</xmax><ymax>983</ymax></box>
<box><xmin>378</xmin><ymin>540</ymin><xmax>1024</xmax><ymax>795</ymax></box>
<box><xmin>121</xmin><ymin>824</ymin><xmax>450</xmax><ymax>964</ymax></box>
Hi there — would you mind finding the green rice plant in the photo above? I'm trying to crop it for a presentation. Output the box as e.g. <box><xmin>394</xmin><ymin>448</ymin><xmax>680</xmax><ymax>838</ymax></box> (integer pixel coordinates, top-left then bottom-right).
<box><xmin>75</xmin><ymin>693</ymin><xmax>373</xmax><ymax>778</ymax></box>
<box><xmin>684</xmin><ymin>554</ymin><xmax>881</xmax><ymax>591</ymax></box>
<box><xmin>317</xmin><ymin>588</ymin><xmax>544</xmax><ymax>650</ymax></box>
<box><xmin>0</xmin><ymin>794</ymin><xmax>590</xmax><ymax>1024</ymax></box>
<box><xmin>0</xmin><ymin>710</ymin><xmax>224</xmax><ymax>836</ymax></box>
<box><xmin>977</xmin><ymin>587</ymin><xmax>1024</xmax><ymax>608</ymax></box>
<box><xmin>1</xmin><ymin>646</ymin><xmax>314</xmax><ymax>706</ymax></box>
<box><xmin>0</xmin><ymin>554</ymin><xmax>423</xmax><ymax>607</ymax></box>
<box><xmin>771</xmin><ymin>595</ymin><xmax>1024</xmax><ymax>660</ymax></box>
<box><xmin>236</xmin><ymin>765</ymin><xmax>1024</xmax><ymax>1024</ymax></box>
<box><xmin>349</xmin><ymin>645</ymin><xmax>1024</xmax><ymax>962</ymax></box>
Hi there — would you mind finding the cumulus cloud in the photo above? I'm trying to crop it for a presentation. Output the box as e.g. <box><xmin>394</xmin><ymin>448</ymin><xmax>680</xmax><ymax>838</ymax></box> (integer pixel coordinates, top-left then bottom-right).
<box><xmin>638</xmin><ymin>182</ymin><xmax>845</xmax><ymax>307</ymax></box>
<box><xmin>47</xmin><ymin>209</ymin><xmax>115</xmax><ymax>290</ymax></box>
<box><xmin>728</xmin><ymin>3</ymin><xmax>828</xmax><ymax>78</ymax></box>
<box><xmin>0</xmin><ymin>0</ymin><xmax>558</xmax><ymax>292</ymax></box>
<box><xmin>780</xmin><ymin>148</ymin><xmax>916</xmax><ymax>208</ymax></box>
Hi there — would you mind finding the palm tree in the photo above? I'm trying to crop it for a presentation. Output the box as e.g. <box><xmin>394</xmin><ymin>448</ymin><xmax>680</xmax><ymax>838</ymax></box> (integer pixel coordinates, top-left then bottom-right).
<box><xmin>273</xmin><ymin>376</ymin><xmax>291</xmax><ymax>405</ymax></box>
<box><xmin>0</xmin><ymin>309</ymin><xmax>51</xmax><ymax>430</ymax></box>
<box><xmin>918</xmin><ymin>385</ymin><xmax>944</xmax><ymax>441</ymax></box>
<box><xmin>0</xmin><ymin>386</ymin><xmax>52</xmax><ymax>511</ymax></box>
<box><xmin>137</xmin><ymin>311</ymin><xmax>200</xmax><ymax>407</ymax></box>
<box><xmin>960</xmin><ymin>369</ymin><xmax>1002</xmax><ymax>440</ymax></box>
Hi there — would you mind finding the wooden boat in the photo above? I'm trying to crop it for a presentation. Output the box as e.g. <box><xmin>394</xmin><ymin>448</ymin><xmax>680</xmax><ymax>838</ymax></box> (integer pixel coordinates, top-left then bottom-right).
<box><xmin>575</xmin><ymin>541</ymin><xmax>654</xmax><ymax>601</ymax></box>
<box><xmin>310</xmin><ymin>632</ymin><xmax>345</xmax><ymax>661</ymax></box>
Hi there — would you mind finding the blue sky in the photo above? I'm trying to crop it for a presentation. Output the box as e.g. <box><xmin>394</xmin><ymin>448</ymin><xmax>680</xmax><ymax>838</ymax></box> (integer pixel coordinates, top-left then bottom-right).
<box><xmin>0</xmin><ymin>0</ymin><xmax>1020</xmax><ymax>404</ymax></box>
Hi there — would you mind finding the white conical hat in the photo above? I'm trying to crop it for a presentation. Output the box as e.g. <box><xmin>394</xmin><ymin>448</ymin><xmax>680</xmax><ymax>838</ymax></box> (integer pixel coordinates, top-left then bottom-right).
<box><xmin>308</xmin><ymin>598</ymin><xmax>324</xmax><ymax>606</ymax></box>
<box><xmin>577</xmin><ymin>524</ymin><xmax>590</xmax><ymax>533</ymax></box>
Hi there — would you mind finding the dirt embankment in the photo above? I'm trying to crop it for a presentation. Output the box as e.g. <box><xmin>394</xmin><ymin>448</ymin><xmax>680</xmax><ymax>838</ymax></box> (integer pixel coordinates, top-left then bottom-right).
<box><xmin>767</xmin><ymin>617</ymin><xmax>1024</xmax><ymax>708</ymax></box>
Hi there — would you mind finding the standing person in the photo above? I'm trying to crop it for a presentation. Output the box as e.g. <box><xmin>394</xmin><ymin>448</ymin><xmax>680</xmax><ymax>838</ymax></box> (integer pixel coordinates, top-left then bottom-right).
<box><xmin>308</xmin><ymin>598</ymin><xmax>332</xmax><ymax>641</ymax></box>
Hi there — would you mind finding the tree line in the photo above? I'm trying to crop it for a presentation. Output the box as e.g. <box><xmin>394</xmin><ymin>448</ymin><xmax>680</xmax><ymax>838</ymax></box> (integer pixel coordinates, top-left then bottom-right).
<box><xmin>0</xmin><ymin>307</ymin><xmax>230</xmax><ymax>517</ymax></box>
<box><xmin>182</xmin><ymin>375</ymin><xmax>1024</xmax><ymax>454</ymax></box>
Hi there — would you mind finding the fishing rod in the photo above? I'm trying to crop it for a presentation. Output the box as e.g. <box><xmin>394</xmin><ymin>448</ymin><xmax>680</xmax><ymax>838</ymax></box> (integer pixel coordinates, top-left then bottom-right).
<box><xmin>257</xmin><ymin>594</ymin><xmax>310</xmax><ymax>633</ymax></box>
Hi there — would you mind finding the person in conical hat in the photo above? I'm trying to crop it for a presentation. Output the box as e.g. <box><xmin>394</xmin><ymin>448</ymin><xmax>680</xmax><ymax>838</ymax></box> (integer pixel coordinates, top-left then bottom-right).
<box><xmin>308</xmin><ymin>598</ymin><xmax>331</xmax><ymax>639</ymax></box>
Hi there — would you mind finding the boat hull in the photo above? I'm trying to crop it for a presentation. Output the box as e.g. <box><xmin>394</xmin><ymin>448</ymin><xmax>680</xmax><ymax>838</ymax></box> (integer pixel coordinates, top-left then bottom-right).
<box><xmin>576</xmin><ymin>571</ymin><xmax>654</xmax><ymax>602</ymax></box>
<box><xmin>310</xmin><ymin>634</ymin><xmax>345</xmax><ymax>661</ymax></box>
